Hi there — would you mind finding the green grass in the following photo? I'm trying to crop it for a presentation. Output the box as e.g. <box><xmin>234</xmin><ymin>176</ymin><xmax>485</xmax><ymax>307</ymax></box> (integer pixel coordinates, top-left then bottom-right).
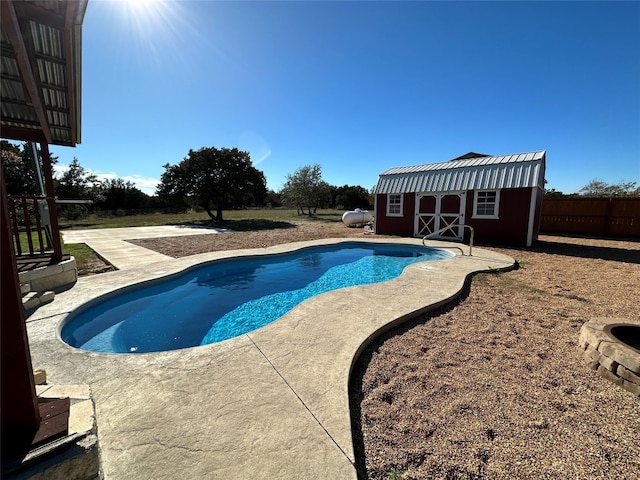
<box><xmin>59</xmin><ymin>208</ymin><xmax>349</xmax><ymax>231</ymax></box>
<box><xmin>17</xmin><ymin>209</ymin><xmax>359</xmax><ymax>273</ymax></box>
<box><xmin>14</xmin><ymin>231</ymin><xmax>96</xmax><ymax>271</ymax></box>
<box><xmin>63</xmin><ymin>241</ymin><xmax>97</xmax><ymax>272</ymax></box>
<box><xmin>59</xmin><ymin>211</ymin><xmax>211</xmax><ymax>229</ymax></box>
<box><xmin>387</xmin><ymin>470</ymin><xmax>405</xmax><ymax>480</ymax></box>
<box><xmin>13</xmin><ymin>231</ymin><xmax>47</xmax><ymax>255</ymax></box>
<box><xmin>12</xmin><ymin>227</ymin><xmax>98</xmax><ymax>270</ymax></box>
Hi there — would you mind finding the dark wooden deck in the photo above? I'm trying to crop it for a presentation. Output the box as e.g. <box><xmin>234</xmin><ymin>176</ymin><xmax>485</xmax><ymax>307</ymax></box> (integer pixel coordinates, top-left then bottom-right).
<box><xmin>16</xmin><ymin>254</ymin><xmax>71</xmax><ymax>273</ymax></box>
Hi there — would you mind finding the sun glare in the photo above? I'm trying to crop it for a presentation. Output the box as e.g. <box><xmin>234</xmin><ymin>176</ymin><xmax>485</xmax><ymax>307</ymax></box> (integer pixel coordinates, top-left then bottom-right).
<box><xmin>113</xmin><ymin>0</ymin><xmax>187</xmax><ymax>65</ymax></box>
<box><xmin>119</xmin><ymin>0</ymin><xmax>172</xmax><ymax>33</ymax></box>
<box><xmin>122</xmin><ymin>0</ymin><xmax>163</xmax><ymax>15</ymax></box>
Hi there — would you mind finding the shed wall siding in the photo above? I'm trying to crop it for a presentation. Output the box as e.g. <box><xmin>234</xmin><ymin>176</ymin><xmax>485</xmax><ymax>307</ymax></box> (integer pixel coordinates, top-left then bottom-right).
<box><xmin>376</xmin><ymin>188</ymin><xmax>536</xmax><ymax>246</ymax></box>
<box><xmin>375</xmin><ymin>193</ymin><xmax>415</xmax><ymax>236</ymax></box>
<box><xmin>465</xmin><ymin>188</ymin><xmax>532</xmax><ymax>245</ymax></box>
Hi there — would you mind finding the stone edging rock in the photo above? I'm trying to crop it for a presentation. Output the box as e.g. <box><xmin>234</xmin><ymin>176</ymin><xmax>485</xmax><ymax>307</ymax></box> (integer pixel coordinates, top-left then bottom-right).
<box><xmin>578</xmin><ymin>318</ymin><xmax>640</xmax><ymax>396</ymax></box>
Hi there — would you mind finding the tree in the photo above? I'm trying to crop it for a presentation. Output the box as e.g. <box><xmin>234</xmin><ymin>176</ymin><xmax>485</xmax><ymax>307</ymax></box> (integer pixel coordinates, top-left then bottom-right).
<box><xmin>334</xmin><ymin>184</ymin><xmax>371</xmax><ymax>210</ymax></box>
<box><xmin>54</xmin><ymin>158</ymin><xmax>98</xmax><ymax>199</ymax></box>
<box><xmin>53</xmin><ymin>158</ymin><xmax>99</xmax><ymax>220</ymax></box>
<box><xmin>264</xmin><ymin>189</ymin><xmax>282</xmax><ymax>208</ymax></box>
<box><xmin>94</xmin><ymin>178</ymin><xmax>152</xmax><ymax>212</ymax></box>
<box><xmin>543</xmin><ymin>188</ymin><xmax>566</xmax><ymax>198</ymax></box>
<box><xmin>1</xmin><ymin>140</ymin><xmax>53</xmax><ymax>195</ymax></box>
<box><xmin>157</xmin><ymin>147</ymin><xmax>266</xmax><ymax>221</ymax></box>
<box><xmin>280</xmin><ymin>164</ymin><xmax>331</xmax><ymax>215</ymax></box>
<box><xmin>1</xmin><ymin>144</ymin><xmax>31</xmax><ymax>195</ymax></box>
<box><xmin>579</xmin><ymin>179</ymin><xmax>639</xmax><ymax>197</ymax></box>
<box><xmin>606</xmin><ymin>181</ymin><xmax>639</xmax><ymax>197</ymax></box>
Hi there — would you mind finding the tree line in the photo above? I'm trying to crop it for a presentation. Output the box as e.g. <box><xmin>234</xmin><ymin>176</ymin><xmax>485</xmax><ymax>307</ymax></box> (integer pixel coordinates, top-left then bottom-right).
<box><xmin>1</xmin><ymin>141</ymin><xmax>373</xmax><ymax>221</ymax></box>
<box><xmin>5</xmin><ymin>141</ymin><xmax>638</xmax><ymax>221</ymax></box>
<box><xmin>2</xmin><ymin>141</ymin><xmax>158</xmax><ymax>219</ymax></box>
<box><xmin>545</xmin><ymin>179</ymin><xmax>639</xmax><ymax>198</ymax></box>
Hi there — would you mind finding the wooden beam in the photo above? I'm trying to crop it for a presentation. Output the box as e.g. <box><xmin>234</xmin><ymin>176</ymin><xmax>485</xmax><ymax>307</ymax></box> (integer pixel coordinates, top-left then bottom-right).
<box><xmin>12</xmin><ymin>1</ymin><xmax>66</xmax><ymax>28</ymax></box>
<box><xmin>1</xmin><ymin>168</ymin><xmax>41</xmax><ymax>459</ymax></box>
<box><xmin>1</xmin><ymin>1</ymin><xmax>52</xmax><ymax>144</ymax></box>
<box><xmin>64</xmin><ymin>2</ymin><xmax>82</xmax><ymax>146</ymax></box>
<box><xmin>40</xmin><ymin>143</ymin><xmax>63</xmax><ymax>261</ymax></box>
<box><xmin>64</xmin><ymin>2</ymin><xmax>79</xmax><ymax>145</ymax></box>
<box><xmin>0</xmin><ymin>126</ymin><xmax>48</xmax><ymax>145</ymax></box>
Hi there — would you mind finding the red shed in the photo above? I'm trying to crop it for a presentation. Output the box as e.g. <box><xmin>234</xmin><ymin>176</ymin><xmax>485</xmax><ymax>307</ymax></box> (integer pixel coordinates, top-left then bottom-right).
<box><xmin>373</xmin><ymin>151</ymin><xmax>546</xmax><ymax>247</ymax></box>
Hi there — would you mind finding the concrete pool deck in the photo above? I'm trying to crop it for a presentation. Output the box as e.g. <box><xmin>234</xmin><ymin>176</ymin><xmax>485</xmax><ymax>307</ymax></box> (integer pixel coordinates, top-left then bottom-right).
<box><xmin>26</xmin><ymin>229</ymin><xmax>514</xmax><ymax>479</ymax></box>
<box><xmin>62</xmin><ymin>225</ymin><xmax>226</xmax><ymax>269</ymax></box>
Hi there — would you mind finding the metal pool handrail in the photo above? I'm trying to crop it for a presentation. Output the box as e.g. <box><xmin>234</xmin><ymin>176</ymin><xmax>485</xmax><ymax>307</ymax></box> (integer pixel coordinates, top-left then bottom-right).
<box><xmin>422</xmin><ymin>224</ymin><xmax>474</xmax><ymax>256</ymax></box>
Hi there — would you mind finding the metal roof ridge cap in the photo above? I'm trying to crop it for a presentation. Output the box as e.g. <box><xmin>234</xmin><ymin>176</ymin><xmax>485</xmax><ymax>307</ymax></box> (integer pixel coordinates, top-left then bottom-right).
<box><xmin>379</xmin><ymin>150</ymin><xmax>546</xmax><ymax>174</ymax></box>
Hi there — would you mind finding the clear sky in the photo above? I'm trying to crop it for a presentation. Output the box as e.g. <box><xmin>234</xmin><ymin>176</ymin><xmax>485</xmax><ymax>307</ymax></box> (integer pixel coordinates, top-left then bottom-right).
<box><xmin>50</xmin><ymin>0</ymin><xmax>640</xmax><ymax>196</ymax></box>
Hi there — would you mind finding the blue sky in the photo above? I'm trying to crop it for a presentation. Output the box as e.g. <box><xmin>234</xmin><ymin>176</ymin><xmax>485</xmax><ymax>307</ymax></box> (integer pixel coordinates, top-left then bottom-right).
<box><xmin>50</xmin><ymin>0</ymin><xmax>639</xmax><ymax>196</ymax></box>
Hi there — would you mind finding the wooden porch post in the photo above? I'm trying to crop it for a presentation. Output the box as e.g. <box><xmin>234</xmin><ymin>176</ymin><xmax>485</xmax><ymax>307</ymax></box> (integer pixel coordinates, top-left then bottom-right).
<box><xmin>0</xmin><ymin>169</ymin><xmax>41</xmax><ymax>458</ymax></box>
<box><xmin>40</xmin><ymin>142</ymin><xmax>63</xmax><ymax>260</ymax></box>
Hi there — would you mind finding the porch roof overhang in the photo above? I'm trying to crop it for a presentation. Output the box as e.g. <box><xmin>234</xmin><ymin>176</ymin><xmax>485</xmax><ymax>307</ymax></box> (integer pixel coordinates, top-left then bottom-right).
<box><xmin>1</xmin><ymin>0</ymin><xmax>88</xmax><ymax>147</ymax></box>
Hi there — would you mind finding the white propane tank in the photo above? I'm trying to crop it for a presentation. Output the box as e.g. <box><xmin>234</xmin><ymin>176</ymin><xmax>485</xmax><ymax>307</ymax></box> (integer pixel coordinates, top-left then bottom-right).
<box><xmin>341</xmin><ymin>208</ymin><xmax>373</xmax><ymax>226</ymax></box>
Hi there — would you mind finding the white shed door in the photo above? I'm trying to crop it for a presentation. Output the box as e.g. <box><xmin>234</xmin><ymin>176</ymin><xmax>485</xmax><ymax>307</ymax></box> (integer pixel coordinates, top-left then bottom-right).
<box><xmin>414</xmin><ymin>192</ymin><xmax>466</xmax><ymax>240</ymax></box>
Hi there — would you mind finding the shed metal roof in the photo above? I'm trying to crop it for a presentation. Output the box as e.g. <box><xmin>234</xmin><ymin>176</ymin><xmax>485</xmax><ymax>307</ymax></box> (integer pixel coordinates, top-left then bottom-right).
<box><xmin>1</xmin><ymin>0</ymin><xmax>87</xmax><ymax>147</ymax></box>
<box><xmin>375</xmin><ymin>151</ymin><xmax>546</xmax><ymax>194</ymax></box>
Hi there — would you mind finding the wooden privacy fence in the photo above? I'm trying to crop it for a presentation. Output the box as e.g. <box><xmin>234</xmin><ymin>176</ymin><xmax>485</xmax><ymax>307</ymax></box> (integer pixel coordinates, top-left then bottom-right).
<box><xmin>540</xmin><ymin>197</ymin><xmax>640</xmax><ymax>237</ymax></box>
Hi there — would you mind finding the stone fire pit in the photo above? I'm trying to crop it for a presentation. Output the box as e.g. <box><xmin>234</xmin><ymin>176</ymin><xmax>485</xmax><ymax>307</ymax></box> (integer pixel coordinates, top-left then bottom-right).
<box><xmin>578</xmin><ymin>318</ymin><xmax>640</xmax><ymax>396</ymax></box>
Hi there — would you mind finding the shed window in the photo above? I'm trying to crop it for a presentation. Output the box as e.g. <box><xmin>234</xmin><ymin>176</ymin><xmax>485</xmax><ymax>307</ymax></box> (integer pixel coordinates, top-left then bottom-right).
<box><xmin>387</xmin><ymin>194</ymin><xmax>403</xmax><ymax>216</ymax></box>
<box><xmin>473</xmin><ymin>190</ymin><xmax>499</xmax><ymax>219</ymax></box>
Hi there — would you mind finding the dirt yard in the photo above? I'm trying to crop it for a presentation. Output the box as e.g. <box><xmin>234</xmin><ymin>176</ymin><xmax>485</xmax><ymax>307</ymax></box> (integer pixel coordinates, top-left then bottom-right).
<box><xmin>130</xmin><ymin>222</ymin><xmax>640</xmax><ymax>479</ymax></box>
<box><xmin>129</xmin><ymin>221</ymin><xmax>368</xmax><ymax>256</ymax></box>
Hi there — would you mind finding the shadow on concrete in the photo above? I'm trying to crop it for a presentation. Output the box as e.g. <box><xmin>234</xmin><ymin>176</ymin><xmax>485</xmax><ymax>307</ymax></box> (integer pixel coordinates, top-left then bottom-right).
<box><xmin>23</xmin><ymin>281</ymin><xmax>80</xmax><ymax>321</ymax></box>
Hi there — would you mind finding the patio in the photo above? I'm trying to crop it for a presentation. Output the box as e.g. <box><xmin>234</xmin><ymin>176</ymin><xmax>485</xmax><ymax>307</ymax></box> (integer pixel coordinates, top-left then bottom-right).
<box><xmin>26</xmin><ymin>234</ymin><xmax>514</xmax><ymax>478</ymax></box>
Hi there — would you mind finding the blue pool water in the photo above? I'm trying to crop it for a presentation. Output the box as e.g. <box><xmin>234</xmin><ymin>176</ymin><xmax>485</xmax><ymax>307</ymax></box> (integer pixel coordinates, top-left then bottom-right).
<box><xmin>61</xmin><ymin>242</ymin><xmax>451</xmax><ymax>354</ymax></box>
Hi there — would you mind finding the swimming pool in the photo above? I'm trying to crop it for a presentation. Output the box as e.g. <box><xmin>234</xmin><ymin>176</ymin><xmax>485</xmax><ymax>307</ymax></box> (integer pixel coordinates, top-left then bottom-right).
<box><xmin>60</xmin><ymin>242</ymin><xmax>452</xmax><ymax>354</ymax></box>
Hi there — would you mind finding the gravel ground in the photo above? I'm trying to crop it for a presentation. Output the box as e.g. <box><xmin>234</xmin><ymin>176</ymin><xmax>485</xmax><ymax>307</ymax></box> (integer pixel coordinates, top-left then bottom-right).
<box><xmin>129</xmin><ymin>221</ymin><xmax>368</xmax><ymax>256</ymax></box>
<box><xmin>130</xmin><ymin>223</ymin><xmax>640</xmax><ymax>480</ymax></box>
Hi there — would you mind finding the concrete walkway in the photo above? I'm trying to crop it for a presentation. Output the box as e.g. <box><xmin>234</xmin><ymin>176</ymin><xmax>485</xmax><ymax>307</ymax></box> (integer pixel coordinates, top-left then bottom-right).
<box><xmin>27</xmin><ymin>229</ymin><xmax>514</xmax><ymax>479</ymax></box>
<box><xmin>62</xmin><ymin>226</ymin><xmax>225</xmax><ymax>269</ymax></box>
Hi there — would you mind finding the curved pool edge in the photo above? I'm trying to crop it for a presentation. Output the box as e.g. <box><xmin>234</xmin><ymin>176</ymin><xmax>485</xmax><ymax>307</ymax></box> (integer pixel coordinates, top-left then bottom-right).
<box><xmin>25</xmin><ymin>238</ymin><xmax>515</xmax><ymax>479</ymax></box>
<box><xmin>55</xmin><ymin>237</ymin><xmax>455</xmax><ymax>354</ymax></box>
<box><xmin>238</xmin><ymin>242</ymin><xmax>515</xmax><ymax>465</ymax></box>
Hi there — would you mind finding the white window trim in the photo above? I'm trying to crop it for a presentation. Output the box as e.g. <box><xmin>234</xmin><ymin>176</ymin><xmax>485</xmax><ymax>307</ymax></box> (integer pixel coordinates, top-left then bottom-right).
<box><xmin>472</xmin><ymin>189</ymin><xmax>500</xmax><ymax>219</ymax></box>
<box><xmin>386</xmin><ymin>194</ymin><xmax>404</xmax><ymax>217</ymax></box>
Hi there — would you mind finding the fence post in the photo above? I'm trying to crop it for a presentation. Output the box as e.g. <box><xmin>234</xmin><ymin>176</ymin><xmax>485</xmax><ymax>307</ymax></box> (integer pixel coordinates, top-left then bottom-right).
<box><xmin>604</xmin><ymin>197</ymin><xmax>613</xmax><ymax>236</ymax></box>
